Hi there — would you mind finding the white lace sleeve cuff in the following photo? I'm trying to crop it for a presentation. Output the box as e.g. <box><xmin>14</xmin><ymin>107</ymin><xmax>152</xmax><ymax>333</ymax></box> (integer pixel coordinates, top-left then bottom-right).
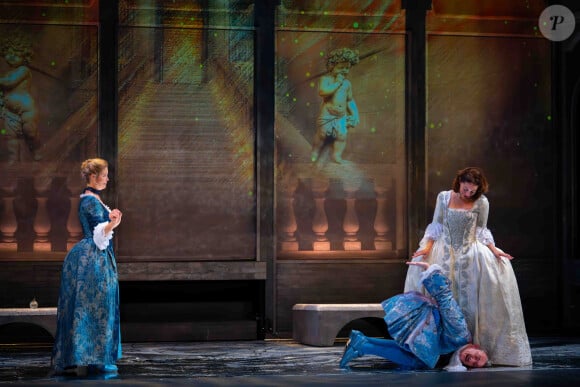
<box><xmin>444</xmin><ymin>345</ymin><xmax>469</xmax><ymax>372</ymax></box>
<box><xmin>93</xmin><ymin>222</ymin><xmax>113</xmax><ymax>251</ymax></box>
<box><xmin>424</xmin><ymin>222</ymin><xmax>443</xmax><ymax>241</ymax></box>
<box><xmin>476</xmin><ymin>226</ymin><xmax>495</xmax><ymax>245</ymax></box>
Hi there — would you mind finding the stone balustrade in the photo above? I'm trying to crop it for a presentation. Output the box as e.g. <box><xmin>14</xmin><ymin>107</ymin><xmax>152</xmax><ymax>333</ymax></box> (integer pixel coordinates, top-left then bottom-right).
<box><xmin>277</xmin><ymin>162</ymin><xmax>405</xmax><ymax>257</ymax></box>
<box><xmin>0</xmin><ymin>162</ymin><xmax>84</xmax><ymax>257</ymax></box>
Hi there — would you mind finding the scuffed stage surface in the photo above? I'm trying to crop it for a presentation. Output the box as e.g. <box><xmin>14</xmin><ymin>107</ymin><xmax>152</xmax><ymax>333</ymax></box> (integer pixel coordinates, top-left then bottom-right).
<box><xmin>1</xmin><ymin>337</ymin><xmax>580</xmax><ymax>386</ymax></box>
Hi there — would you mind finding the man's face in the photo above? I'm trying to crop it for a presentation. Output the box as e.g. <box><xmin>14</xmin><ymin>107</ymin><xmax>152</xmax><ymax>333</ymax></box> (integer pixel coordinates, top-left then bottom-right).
<box><xmin>460</xmin><ymin>345</ymin><xmax>488</xmax><ymax>368</ymax></box>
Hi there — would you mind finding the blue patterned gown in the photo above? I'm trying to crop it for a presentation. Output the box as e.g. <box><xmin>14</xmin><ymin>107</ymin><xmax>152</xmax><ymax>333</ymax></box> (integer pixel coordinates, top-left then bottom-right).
<box><xmin>382</xmin><ymin>265</ymin><xmax>471</xmax><ymax>369</ymax></box>
<box><xmin>51</xmin><ymin>194</ymin><xmax>121</xmax><ymax>372</ymax></box>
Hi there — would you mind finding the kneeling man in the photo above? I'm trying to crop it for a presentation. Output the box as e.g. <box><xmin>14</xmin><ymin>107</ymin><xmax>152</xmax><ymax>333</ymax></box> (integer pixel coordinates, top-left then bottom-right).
<box><xmin>340</xmin><ymin>261</ymin><xmax>489</xmax><ymax>371</ymax></box>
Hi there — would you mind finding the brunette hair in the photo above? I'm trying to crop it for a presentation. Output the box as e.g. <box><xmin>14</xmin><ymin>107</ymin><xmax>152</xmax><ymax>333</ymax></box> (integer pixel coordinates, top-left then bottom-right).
<box><xmin>451</xmin><ymin>167</ymin><xmax>488</xmax><ymax>201</ymax></box>
<box><xmin>80</xmin><ymin>158</ymin><xmax>108</xmax><ymax>183</ymax></box>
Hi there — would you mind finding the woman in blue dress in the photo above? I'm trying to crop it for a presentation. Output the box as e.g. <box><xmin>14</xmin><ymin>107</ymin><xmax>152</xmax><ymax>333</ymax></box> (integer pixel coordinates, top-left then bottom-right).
<box><xmin>51</xmin><ymin>158</ymin><xmax>123</xmax><ymax>376</ymax></box>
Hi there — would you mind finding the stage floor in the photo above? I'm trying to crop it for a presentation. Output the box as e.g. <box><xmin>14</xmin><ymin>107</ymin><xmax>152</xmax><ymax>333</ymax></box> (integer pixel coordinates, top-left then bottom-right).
<box><xmin>1</xmin><ymin>337</ymin><xmax>580</xmax><ymax>386</ymax></box>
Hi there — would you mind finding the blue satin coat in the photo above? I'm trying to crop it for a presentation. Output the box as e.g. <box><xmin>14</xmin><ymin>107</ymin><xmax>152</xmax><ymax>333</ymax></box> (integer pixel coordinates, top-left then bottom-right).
<box><xmin>382</xmin><ymin>268</ymin><xmax>471</xmax><ymax>368</ymax></box>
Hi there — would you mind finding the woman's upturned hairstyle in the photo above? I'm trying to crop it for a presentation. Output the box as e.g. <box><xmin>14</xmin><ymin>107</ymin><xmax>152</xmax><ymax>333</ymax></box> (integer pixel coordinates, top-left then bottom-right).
<box><xmin>80</xmin><ymin>158</ymin><xmax>108</xmax><ymax>183</ymax></box>
<box><xmin>451</xmin><ymin>167</ymin><xmax>488</xmax><ymax>201</ymax></box>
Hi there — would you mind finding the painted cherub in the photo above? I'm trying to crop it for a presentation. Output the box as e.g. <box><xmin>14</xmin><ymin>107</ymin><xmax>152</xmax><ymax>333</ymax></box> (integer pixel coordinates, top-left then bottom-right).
<box><xmin>311</xmin><ymin>47</ymin><xmax>360</xmax><ymax>164</ymax></box>
<box><xmin>0</xmin><ymin>35</ymin><xmax>41</xmax><ymax>162</ymax></box>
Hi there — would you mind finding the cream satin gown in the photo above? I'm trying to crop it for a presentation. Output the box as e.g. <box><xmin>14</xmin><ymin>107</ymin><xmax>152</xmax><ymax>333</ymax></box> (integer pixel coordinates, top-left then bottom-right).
<box><xmin>404</xmin><ymin>190</ymin><xmax>532</xmax><ymax>366</ymax></box>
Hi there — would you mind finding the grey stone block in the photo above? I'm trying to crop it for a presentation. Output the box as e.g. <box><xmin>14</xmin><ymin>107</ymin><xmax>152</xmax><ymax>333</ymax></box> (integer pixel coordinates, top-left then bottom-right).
<box><xmin>292</xmin><ymin>303</ymin><xmax>384</xmax><ymax>346</ymax></box>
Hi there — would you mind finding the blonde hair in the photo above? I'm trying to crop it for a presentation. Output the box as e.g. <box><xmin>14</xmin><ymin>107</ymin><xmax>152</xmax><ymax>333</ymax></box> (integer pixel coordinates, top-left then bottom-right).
<box><xmin>80</xmin><ymin>158</ymin><xmax>108</xmax><ymax>183</ymax></box>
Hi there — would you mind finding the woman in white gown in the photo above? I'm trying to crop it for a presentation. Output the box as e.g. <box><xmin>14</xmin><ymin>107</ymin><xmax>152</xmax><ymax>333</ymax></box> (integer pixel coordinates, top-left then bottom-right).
<box><xmin>404</xmin><ymin>167</ymin><xmax>532</xmax><ymax>367</ymax></box>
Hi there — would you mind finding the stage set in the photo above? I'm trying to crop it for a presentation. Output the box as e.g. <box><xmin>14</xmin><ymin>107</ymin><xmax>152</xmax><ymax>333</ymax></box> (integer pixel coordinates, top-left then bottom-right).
<box><xmin>1</xmin><ymin>0</ymin><xmax>580</xmax><ymax>385</ymax></box>
<box><xmin>0</xmin><ymin>338</ymin><xmax>579</xmax><ymax>385</ymax></box>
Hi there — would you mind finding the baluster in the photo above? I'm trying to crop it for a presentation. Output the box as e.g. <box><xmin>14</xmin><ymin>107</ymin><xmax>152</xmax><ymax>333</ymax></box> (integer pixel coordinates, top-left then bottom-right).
<box><xmin>278</xmin><ymin>175</ymin><xmax>299</xmax><ymax>252</ymax></box>
<box><xmin>0</xmin><ymin>197</ymin><xmax>18</xmax><ymax>245</ymax></box>
<box><xmin>373</xmin><ymin>185</ymin><xmax>392</xmax><ymax>250</ymax></box>
<box><xmin>0</xmin><ymin>179</ymin><xmax>18</xmax><ymax>251</ymax></box>
<box><xmin>342</xmin><ymin>181</ymin><xmax>361</xmax><ymax>251</ymax></box>
<box><xmin>395</xmin><ymin>175</ymin><xmax>405</xmax><ymax>252</ymax></box>
<box><xmin>33</xmin><ymin>177</ymin><xmax>52</xmax><ymax>251</ymax></box>
<box><xmin>311</xmin><ymin>178</ymin><xmax>330</xmax><ymax>251</ymax></box>
<box><xmin>0</xmin><ymin>196</ymin><xmax>18</xmax><ymax>251</ymax></box>
<box><xmin>66</xmin><ymin>176</ymin><xmax>83</xmax><ymax>250</ymax></box>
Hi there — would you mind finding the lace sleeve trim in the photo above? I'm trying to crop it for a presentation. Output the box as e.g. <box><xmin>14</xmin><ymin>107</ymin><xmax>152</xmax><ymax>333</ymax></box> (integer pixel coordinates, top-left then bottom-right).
<box><xmin>93</xmin><ymin>221</ymin><xmax>114</xmax><ymax>251</ymax></box>
<box><xmin>424</xmin><ymin>222</ymin><xmax>444</xmax><ymax>240</ymax></box>
<box><xmin>476</xmin><ymin>226</ymin><xmax>495</xmax><ymax>245</ymax></box>
<box><xmin>444</xmin><ymin>345</ymin><xmax>469</xmax><ymax>372</ymax></box>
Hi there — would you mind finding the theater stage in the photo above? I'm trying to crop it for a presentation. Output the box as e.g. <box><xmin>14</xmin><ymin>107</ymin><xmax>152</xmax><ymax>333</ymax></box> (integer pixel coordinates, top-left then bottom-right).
<box><xmin>1</xmin><ymin>337</ymin><xmax>580</xmax><ymax>386</ymax></box>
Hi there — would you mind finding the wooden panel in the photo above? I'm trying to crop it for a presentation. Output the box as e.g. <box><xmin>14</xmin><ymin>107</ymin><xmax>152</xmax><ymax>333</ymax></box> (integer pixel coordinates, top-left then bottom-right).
<box><xmin>276</xmin><ymin>258</ymin><xmax>560</xmax><ymax>336</ymax></box>
<box><xmin>121</xmin><ymin>320</ymin><xmax>258</xmax><ymax>342</ymax></box>
<box><xmin>0</xmin><ymin>262</ymin><xmax>61</xmax><ymax>308</ymax></box>
<box><xmin>275</xmin><ymin>260</ymin><xmax>407</xmax><ymax>333</ymax></box>
<box><xmin>118</xmin><ymin>261</ymin><xmax>267</xmax><ymax>281</ymax></box>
